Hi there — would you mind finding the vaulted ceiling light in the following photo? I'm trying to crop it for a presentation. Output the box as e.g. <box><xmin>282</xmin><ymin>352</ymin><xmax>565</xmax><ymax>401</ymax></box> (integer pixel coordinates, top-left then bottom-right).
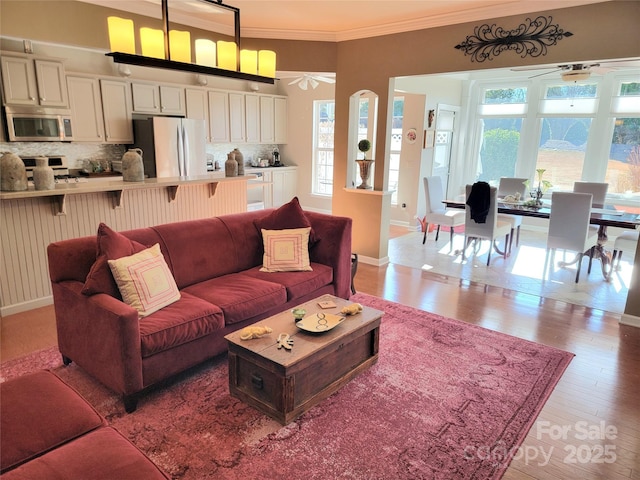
<box><xmin>561</xmin><ymin>70</ymin><xmax>591</xmax><ymax>82</ymax></box>
<box><xmin>106</xmin><ymin>0</ymin><xmax>275</xmax><ymax>84</ymax></box>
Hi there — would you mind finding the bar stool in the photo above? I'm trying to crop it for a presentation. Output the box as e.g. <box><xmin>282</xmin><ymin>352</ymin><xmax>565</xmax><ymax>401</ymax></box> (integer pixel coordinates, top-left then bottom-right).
<box><xmin>609</xmin><ymin>231</ymin><xmax>639</xmax><ymax>280</ymax></box>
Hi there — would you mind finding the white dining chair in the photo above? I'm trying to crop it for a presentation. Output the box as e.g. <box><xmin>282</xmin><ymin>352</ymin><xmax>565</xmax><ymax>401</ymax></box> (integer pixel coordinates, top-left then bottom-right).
<box><xmin>608</xmin><ymin>231</ymin><xmax>639</xmax><ymax>280</ymax></box>
<box><xmin>462</xmin><ymin>183</ymin><xmax>511</xmax><ymax>266</ymax></box>
<box><xmin>497</xmin><ymin>177</ymin><xmax>528</xmax><ymax>250</ymax></box>
<box><xmin>544</xmin><ymin>192</ymin><xmax>599</xmax><ymax>283</ymax></box>
<box><xmin>573</xmin><ymin>182</ymin><xmax>609</xmax><ymax>208</ymax></box>
<box><xmin>422</xmin><ymin>176</ymin><xmax>465</xmax><ymax>249</ymax></box>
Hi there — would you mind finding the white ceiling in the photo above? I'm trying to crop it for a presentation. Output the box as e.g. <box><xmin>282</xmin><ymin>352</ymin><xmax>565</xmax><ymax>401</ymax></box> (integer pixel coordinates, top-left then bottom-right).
<box><xmin>80</xmin><ymin>0</ymin><xmax>611</xmax><ymax>42</ymax></box>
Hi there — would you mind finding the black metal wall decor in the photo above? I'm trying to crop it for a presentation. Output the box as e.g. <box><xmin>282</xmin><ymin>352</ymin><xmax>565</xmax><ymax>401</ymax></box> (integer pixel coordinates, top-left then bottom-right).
<box><xmin>454</xmin><ymin>16</ymin><xmax>573</xmax><ymax>63</ymax></box>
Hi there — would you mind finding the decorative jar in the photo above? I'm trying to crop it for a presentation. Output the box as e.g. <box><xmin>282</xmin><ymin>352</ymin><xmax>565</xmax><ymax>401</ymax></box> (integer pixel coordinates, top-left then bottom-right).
<box><xmin>33</xmin><ymin>157</ymin><xmax>55</xmax><ymax>190</ymax></box>
<box><xmin>122</xmin><ymin>148</ymin><xmax>144</xmax><ymax>182</ymax></box>
<box><xmin>0</xmin><ymin>151</ymin><xmax>28</xmax><ymax>191</ymax></box>
<box><xmin>233</xmin><ymin>148</ymin><xmax>244</xmax><ymax>176</ymax></box>
<box><xmin>225</xmin><ymin>152</ymin><xmax>238</xmax><ymax>177</ymax></box>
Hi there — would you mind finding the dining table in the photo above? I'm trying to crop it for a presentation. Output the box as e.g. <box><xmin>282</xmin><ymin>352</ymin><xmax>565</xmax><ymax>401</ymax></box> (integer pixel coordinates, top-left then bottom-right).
<box><xmin>444</xmin><ymin>199</ymin><xmax>640</xmax><ymax>280</ymax></box>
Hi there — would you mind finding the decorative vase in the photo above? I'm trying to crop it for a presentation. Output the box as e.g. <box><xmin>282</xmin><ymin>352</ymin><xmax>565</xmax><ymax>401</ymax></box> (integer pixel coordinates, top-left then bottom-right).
<box><xmin>225</xmin><ymin>152</ymin><xmax>238</xmax><ymax>177</ymax></box>
<box><xmin>356</xmin><ymin>159</ymin><xmax>374</xmax><ymax>190</ymax></box>
<box><xmin>0</xmin><ymin>152</ymin><xmax>28</xmax><ymax>191</ymax></box>
<box><xmin>122</xmin><ymin>148</ymin><xmax>144</xmax><ymax>182</ymax></box>
<box><xmin>33</xmin><ymin>157</ymin><xmax>55</xmax><ymax>190</ymax></box>
<box><xmin>233</xmin><ymin>148</ymin><xmax>244</xmax><ymax>176</ymax></box>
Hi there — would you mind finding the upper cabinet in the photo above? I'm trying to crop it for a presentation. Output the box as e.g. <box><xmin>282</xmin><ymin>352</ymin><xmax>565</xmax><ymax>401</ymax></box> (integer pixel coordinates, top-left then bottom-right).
<box><xmin>67</xmin><ymin>75</ymin><xmax>104</xmax><ymax>142</ymax></box>
<box><xmin>229</xmin><ymin>92</ymin><xmax>246</xmax><ymax>143</ymax></box>
<box><xmin>131</xmin><ymin>82</ymin><xmax>185</xmax><ymax>115</ymax></box>
<box><xmin>100</xmin><ymin>79</ymin><xmax>133</xmax><ymax>143</ymax></box>
<box><xmin>1</xmin><ymin>54</ymin><xmax>68</xmax><ymax>107</ymax></box>
<box><xmin>66</xmin><ymin>76</ymin><xmax>133</xmax><ymax>143</ymax></box>
<box><xmin>274</xmin><ymin>96</ymin><xmax>288</xmax><ymax>144</ymax></box>
<box><xmin>185</xmin><ymin>88</ymin><xmax>210</xmax><ymax>142</ymax></box>
<box><xmin>208</xmin><ymin>90</ymin><xmax>230</xmax><ymax>143</ymax></box>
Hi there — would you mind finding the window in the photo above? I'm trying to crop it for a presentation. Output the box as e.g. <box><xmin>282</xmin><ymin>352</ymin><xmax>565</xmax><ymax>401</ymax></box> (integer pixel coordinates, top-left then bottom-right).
<box><xmin>534</xmin><ymin>83</ymin><xmax>598</xmax><ymax>191</ymax></box>
<box><xmin>312</xmin><ymin>100</ymin><xmax>335</xmax><ymax>195</ymax></box>
<box><xmin>389</xmin><ymin>97</ymin><xmax>404</xmax><ymax>204</ymax></box>
<box><xmin>606</xmin><ymin>81</ymin><xmax>640</xmax><ymax>194</ymax></box>
<box><xmin>475</xmin><ymin>87</ymin><xmax>527</xmax><ymax>185</ymax></box>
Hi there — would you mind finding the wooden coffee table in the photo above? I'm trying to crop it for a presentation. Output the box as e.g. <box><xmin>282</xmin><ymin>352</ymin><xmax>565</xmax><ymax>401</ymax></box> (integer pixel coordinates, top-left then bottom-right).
<box><xmin>225</xmin><ymin>294</ymin><xmax>383</xmax><ymax>425</ymax></box>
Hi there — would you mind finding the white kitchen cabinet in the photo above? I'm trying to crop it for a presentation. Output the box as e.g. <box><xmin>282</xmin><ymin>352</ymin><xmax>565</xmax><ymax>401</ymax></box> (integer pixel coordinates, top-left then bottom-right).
<box><xmin>245</xmin><ymin>93</ymin><xmax>260</xmax><ymax>143</ymax></box>
<box><xmin>1</xmin><ymin>54</ymin><xmax>68</xmax><ymax>107</ymax></box>
<box><xmin>66</xmin><ymin>76</ymin><xmax>103</xmax><ymax>142</ymax></box>
<box><xmin>100</xmin><ymin>79</ymin><xmax>133</xmax><ymax>143</ymax></box>
<box><xmin>271</xmin><ymin>167</ymin><xmax>297</xmax><ymax>207</ymax></box>
<box><xmin>131</xmin><ymin>82</ymin><xmax>185</xmax><ymax>115</ymax></box>
<box><xmin>229</xmin><ymin>92</ymin><xmax>246</xmax><ymax>143</ymax></box>
<box><xmin>259</xmin><ymin>95</ymin><xmax>274</xmax><ymax>143</ymax></box>
<box><xmin>185</xmin><ymin>88</ymin><xmax>210</xmax><ymax>142</ymax></box>
<box><xmin>274</xmin><ymin>96</ymin><xmax>288</xmax><ymax>144</ymax></box>
<box><xmin>245</xmin><ymin>167</ymin><xmax>297</xmax><ymax>209</ymax></box>
<box><xmin>208</xmin><ymin>90</ymin><xmax>230</xmax><ymax>143</ymax></box>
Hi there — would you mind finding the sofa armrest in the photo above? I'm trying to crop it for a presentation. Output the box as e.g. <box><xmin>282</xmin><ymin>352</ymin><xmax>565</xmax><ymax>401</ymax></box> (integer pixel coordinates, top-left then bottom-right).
<box><xmin>305</xmin><ymin>211</ymin><xmax>353</xmax><ymax>299</ymax></box>
<box><xmin>52</xmin><ymin>281</ymin><xmax>143</xmax><ymax>396</ymax></box>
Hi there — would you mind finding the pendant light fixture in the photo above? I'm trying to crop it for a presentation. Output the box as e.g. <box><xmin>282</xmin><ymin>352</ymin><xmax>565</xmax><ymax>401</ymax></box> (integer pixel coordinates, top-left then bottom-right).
<box><xmin>106</xmin><ymin>0</ymin><xmax>276</xmax><ymax>84</ymax></box>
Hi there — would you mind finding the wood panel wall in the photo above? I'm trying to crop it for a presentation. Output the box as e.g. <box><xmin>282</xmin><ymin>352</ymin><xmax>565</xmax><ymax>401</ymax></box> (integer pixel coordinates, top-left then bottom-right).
<box><xmin>0</xmin><ymin>182</ymin><xmax>247</xmax><ymax>315</ymax></box>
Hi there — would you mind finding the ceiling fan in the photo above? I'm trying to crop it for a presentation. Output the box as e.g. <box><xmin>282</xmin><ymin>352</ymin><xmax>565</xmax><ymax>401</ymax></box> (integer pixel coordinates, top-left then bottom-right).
<box><xmin>511</xmin><ymin>59</ymin><xmax>640</xmax><ymax>82</ymax></box>
<box><xmin>283</xmin><ymin>73</ymin><xmax>336</xmax><ymax>90</ymax></box>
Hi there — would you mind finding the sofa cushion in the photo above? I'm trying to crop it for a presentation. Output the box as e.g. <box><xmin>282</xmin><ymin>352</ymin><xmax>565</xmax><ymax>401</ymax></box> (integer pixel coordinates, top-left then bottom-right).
<box><xmin>1</xmin><ymin>427</ymin><xmax>169</xmax><ymax>480</ymax></box>
<box><xmin>253</xmin><ymin>196</ymin><xmax>317</xmax><ymax>245</ymax></box>
<box><xmin>241</xmin><ymin>262</ymin><xmax>333</xmax><ymax>301</ymax></box>
<box><xmin>82</xmin><ymin>223</ymin><xmax>148</xmax><ymax>298</ymax></box>
<box><xmin>139</xmin><ymin>291</ymin><xmax>224</xmax><ymax>358</ymax></box>
<box><xmin>1</xmin><ymin>371</ymin><xmax>105</xmax><ymax>473</ymax></box>
<box><xmin>260</xmin><ymin>227</ymin><xmax>312</xmax><ymax>272</ymax></box>
<box><xmin>182</xmin><ymin>274</ymin><xmax>286</xmax><ymax>325</ymax></box>
<box><xmin>108</xmin><ymin>244</ymin><xmax>181</xmax><ymax>318</ymax></box>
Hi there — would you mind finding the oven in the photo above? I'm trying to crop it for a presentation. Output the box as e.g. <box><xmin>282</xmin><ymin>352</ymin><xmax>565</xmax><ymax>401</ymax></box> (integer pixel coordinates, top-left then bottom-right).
<box><xmin>20</xmin><ymin>156</ymin><xmax>86</xmax><ymax>184</ymax></box>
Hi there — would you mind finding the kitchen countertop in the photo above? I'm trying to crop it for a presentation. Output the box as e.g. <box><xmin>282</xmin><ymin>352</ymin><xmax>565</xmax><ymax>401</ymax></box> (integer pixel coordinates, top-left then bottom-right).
<box><xmin>0</xmin><ymin>172</ymin><xmax>252</xmax><ymax>200</ymax></box>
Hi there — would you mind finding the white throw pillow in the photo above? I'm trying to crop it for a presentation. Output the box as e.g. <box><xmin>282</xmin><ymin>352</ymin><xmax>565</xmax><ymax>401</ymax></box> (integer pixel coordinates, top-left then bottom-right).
<box><xmin>108</xmin><ymin>243</ymin><xmax>181</xmax><ymax>317</ymax></box>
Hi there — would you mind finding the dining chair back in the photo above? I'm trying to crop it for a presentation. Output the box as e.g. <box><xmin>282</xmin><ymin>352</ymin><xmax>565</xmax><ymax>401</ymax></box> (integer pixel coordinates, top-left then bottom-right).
<box><xmin>421</xmin><ymin>176</ymin><xmax>465</xmax><ymax>248</ymax></box>
<box><xmin>497</xmin><ymin>177</ymin><xmax>529</xmax><ymax>250</ymax></box>
<box><xmin>573</xmin><ymin>182</ymin><xmax>608</xmax><ymax>208</ymax></box>
<box><xmin>545</xmin><ymin>192</ymin><xmax>599</xmax><ymax>283</ymax></box>
<box><xmin>609</xmin><ymin>231</ymin><xmax>639</xmax><ymax>280</ymax></box>
<box><xmin>463</xmin><ymin>183</ymin><xmax>511</xmax><ymax>265</ymax></box>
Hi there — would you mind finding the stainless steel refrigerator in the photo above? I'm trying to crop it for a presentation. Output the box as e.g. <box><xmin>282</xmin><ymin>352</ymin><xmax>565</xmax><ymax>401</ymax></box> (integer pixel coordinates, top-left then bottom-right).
<box><xmin>132</xmin><ymin>116</ymin><xmax>207</xmax><ymax>178</ymax></box>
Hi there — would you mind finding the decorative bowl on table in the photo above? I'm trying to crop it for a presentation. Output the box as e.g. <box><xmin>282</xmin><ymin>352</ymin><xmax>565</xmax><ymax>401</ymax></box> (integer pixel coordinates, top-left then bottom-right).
<box><xmin>291</xmin><ymin>308</ymin><xmax>306</xmax><ymax>321</ymax></box>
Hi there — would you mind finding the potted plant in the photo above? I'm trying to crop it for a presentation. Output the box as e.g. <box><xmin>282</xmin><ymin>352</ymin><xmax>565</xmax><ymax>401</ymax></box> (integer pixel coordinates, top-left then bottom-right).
<box><xmin>358</xmin><ymin>139</ymin><xmax>371</xmax><ymax>160</ymax></box>
<box><xmin>356</xmin><ymin>139</ymin><xmax>374</xmax><ymax>189</ymax></box>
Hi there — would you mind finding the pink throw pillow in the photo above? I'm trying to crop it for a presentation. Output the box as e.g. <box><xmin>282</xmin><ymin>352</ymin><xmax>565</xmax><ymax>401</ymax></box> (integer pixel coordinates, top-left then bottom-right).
<box><xmin>82</xmin><ymin>223</ymin><xmax>148</xmax><ymax>297</ymax></box>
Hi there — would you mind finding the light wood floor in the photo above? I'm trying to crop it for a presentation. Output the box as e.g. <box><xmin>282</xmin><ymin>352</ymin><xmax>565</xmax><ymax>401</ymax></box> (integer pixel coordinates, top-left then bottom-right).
<box><xmin>1</xmin><ymin>262</ymin><xmax>639</xmax><ymax>479</ymax></box>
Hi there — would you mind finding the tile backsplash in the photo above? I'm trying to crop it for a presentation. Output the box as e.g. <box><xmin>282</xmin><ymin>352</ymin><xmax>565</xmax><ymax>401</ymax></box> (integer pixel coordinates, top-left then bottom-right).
<box><xmin>0</xmin><ymin>142</ymin><xmax>282</xmax><ymax>170</ymax></box>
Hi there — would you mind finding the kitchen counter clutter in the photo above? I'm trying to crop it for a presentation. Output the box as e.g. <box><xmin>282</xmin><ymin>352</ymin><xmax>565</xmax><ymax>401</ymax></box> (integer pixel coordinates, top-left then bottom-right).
<box><xmin>0</xmin><ymin>173</ymin><xmax>253</xmax><ymax>215</ymax></box>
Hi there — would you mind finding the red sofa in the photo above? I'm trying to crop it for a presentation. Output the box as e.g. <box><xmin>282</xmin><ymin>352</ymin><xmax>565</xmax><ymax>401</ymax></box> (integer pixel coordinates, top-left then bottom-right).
<box><xmin>47</xmin><ymin>207</ymin><xmax>352</xmax><ymax>412</ymax></box>
<box><xmin>0</xmin><ymin>370</ymin><xmax>169</xmax><ymax>479</ymax></box>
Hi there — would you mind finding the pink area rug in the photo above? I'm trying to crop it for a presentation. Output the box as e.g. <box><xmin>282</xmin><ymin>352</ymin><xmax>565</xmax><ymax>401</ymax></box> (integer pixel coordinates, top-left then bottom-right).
<box><xmin>1</xmin><ymin>293</ymin><xmax>573</xmax><ymax>479</ymax></box>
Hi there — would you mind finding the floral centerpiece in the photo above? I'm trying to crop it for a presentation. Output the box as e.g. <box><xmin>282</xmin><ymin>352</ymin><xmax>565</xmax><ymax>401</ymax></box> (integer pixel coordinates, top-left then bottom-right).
<box><xmin>524</xmin><ymin>168</ymin><xmax>552</xmax><ymax>207</ymax></box>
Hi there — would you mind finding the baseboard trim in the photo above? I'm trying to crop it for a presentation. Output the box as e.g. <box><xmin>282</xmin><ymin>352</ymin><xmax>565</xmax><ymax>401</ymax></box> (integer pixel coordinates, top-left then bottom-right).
<box><xmin>357</xmin><ymin>255</ymin><xmax>390</xmax><ymax>267</ymax></box>
<box><xmin>620</xmin><ymin>313</ymin><xmax>640</xmax><ymax>328</ymax></box>
<box><xmin>1</xmin><ymin>296</ymin><xmax>53</xmax><ymax>317</ymax></box>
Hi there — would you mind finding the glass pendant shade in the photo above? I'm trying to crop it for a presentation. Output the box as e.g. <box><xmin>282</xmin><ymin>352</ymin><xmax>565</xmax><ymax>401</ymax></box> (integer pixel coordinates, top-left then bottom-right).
<box><xmin>140</xmin><ymin>28</ymin><xmax>165</xmax><ymax>59</ymax></box>
<box><xmin>195</xmin><ymin>39</ymin><xmax>216</xmax><ymax>67</ymax></box>
<box><xmin>240</xmin><ymin>49</ymin><xmax>258</xmax><ymax>74</ymax></box>
<box><xmin>258</xmin><ymin>50</ymin><xmax>276</xmax><ymax>78</ymax></box>
<box><xmin>108</xmin><ymin>17</ymin><xmax>135</xmax><ymax>54</ymax></box>
<box><xmin>217</xmin><ymin>41</ymin><xmax>237</xmax><ymax>70</ymax></box>
<box><xmin>169</xmin><ymin>30</ymin><xmax>191</xmax><ymax>63</ymax></box>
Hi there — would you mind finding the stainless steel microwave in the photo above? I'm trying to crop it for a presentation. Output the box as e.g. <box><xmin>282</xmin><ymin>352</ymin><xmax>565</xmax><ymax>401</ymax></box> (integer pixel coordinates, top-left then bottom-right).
<box><xmin>4</xmin><ymin>105</ymin><xmax>74</xmax><ymax>141</ymax></box>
